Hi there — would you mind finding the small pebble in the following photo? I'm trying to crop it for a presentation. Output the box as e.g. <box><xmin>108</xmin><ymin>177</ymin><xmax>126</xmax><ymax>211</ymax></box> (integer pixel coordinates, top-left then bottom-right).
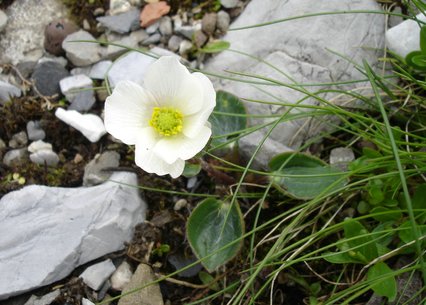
<box><xmin>0</xmin><ymin>10</ymin><xmax>8</xmax><ymax>32</ymax></box>
<box><xmin>30</xmin><ymin>150</ymin><xmax>60</xmax><ymax>167</ymax></box>
<box><xmin>44</xmin><ymin>19</ymin><xmax>79</xmax><ymax>56</ymax></box>
<box><xmin>216</xmin><ymin>10</ymin><xmax>230</xmax><ymax>33</ymax></box>
<box><xmin>83</xmin><ymin>19</ymin><xmax>91</xmax><ymax>31</ymax></box>
<box><xmin>82</xmin><ymin>298</ymin><xmax>95</xmax><ymax>305</ymax></box>
<box><xmin>3</xmin><ymin>148</ymin><xmax>29</xmax><ymax>167</ymax></box>
<box><xmin>220</xmin><ymin>0</ymin><xmax>239</xmax><ymax>9</ymax></box>
<box><xmin>159</xmin><ymin>16</ymin><xmax>172</xmax><ymax>36</ymax></box>
<box><xmin>174</xmin><ymin>199</ymin><xmax>188</xmax><ymax>211</ymax></box>
<box><xmin>110</xmin><ymin>261</ymin><xmax>133</xmax><ymax>291</ymax></box>
<box><xmin>80</xmin><ymin>259</ymin><xmax>116</xmax><ymax>291</ymax></box>
<box><xmin>26</xmin><ymin>121</ymin><xmax>46</xmax><ymax>141</ymax></box>
<box><xmin>202</xmin><ymin>13</ymin><xmax>217</xmax><ymax>36</ymax></box>
<box><xmin>179</xmin><ymin>40</ymin><xmax>193</xmax><ymax>56</ymax></box>
<box><xmin>9</xmin><ymin>131</ymin><xmax>28</xmax><ymax>149</ymax></box>
<box><xmin>186</xmin><ymin>176</ymin><xmax>197</xmax><ymax>189</ymax></box>
<box><xmin>74</xmin><ymin>153</ymin><xmax>84</xmax><ymax>164</ymax></box>
<box><xmin>167</xmin><ymin>35</ymin><xmax>183</xmax><ymax>52</ymax></box>
<box><xmin>146</xmin><ymin>21</ymin><xmax>159</xmax><ymax>34</ymax></box>
<box><xmin>142</xmin><ymin>33</ymin><xmax>161</xmax><ymax>45</ymax></box>
<box><xmin>28</xmin><ymin>140</ymin><xmax>52</xmax><ymax>153</ymax></box>
<box><xmin>193</xmin><ymin>30</ymin><xmax>208</xmax><ymax>48</ymax></box>
<box><xmin>140</xmin><ymin>1</ymin><xmax>171</xmax><ymax>28</ymax></box>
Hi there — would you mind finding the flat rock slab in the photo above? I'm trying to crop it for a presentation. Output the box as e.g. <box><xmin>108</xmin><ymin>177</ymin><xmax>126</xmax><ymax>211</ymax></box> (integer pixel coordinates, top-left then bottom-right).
<box><xmin>205</xmin><ymin>0</ymin><xmax>385</xmax><ymax>168</ymax></box>
<box><xmin>0</xmin><ymin>0</ymin><xmax>67</xmax><ymax>64</ymax></box>
<box><xmin>0</xmin><ymin>172</ymin><xmax>146</xmax><ymax>300</ymax></box>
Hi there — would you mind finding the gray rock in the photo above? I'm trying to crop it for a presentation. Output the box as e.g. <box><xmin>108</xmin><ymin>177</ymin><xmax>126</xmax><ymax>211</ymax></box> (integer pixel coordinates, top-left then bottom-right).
<box><xmin>82</xmin><ymin>298</ymin><xmax>96</xmax><ymax>305</ymax></box>
<box><xmin>38</xmin><ymin>55</ymin><xmax>68</xmax><ymax>67</ymax></box>
<box><xmin>174</xmin><ymin>23</ymin><xmax>202</xmax><ymax>40</ymax></box>
<box><xmin>146</xmin><ymin>21</ymin><xmax>159</xmax><ymax>34</ymax></box>
<box><xmin>83</xmin><ymin>151</ymin><xmax>120</xmax><ymax>186</ymax></box>
<box><xmin>168</xmin><ymin>254</ymin><xmax>202</xmax><ymax>278</ymax></box>
<box><xmin>0</xmin><ymin>0</ymin><xmax>67</xmax><ymax>65</ymax></box>
<box><xmin>97</xmin><ymin>8</ymin><xmax>140</xmax><ymax>34</ymax></box>
<box><xmin>80</xmin><ymin>259</ymin><xmax>116</xmax><ymax>291</ymax></box>
<box><xmin>9</xmin><ymin>131</ymin><xmax>28</xmax><ymax>149</ymax></box>
<box><xmin>118</xmin><ymin>264</ymin><xmax>164</xmax><ymax>305</ymax></box>
<box><xmin>220</xmin><ymin>0</ymin><xmax>239</xmax><ymax>8</ymax></box>
<box><xmin>55</xmin><ymin>108</ymin><xmax>107</xmax><ymax>143</ymax></box>
<box><xmin>205</xmin><ymin>0</ymin><xmax>385</xmax><ymax>168</ymax></box>
<box><xmin>28</xmin><ymin>140</ymin><xmax>59</xmax><ymax>167</ymax></box>
<box><xmin>329</xmin><ymin>147</ymin><xmax>355</xmax><ymax>171</ymax></box>
<box><xmin>26</xmin><ymin>121</ymin><xmax>46</xmax><ymax>141</ymax></box>
<box><xmin>216</xmin><ymin>10</ymin><xmax>230</xmax><ymax>33</ymax></box>
<box><xmin>193</xmin><ymin>30</ymin><xmax>208</xmax><ymax>48</ymax></box>
<box><xmin>142</xmin><ymin>33</ymin><xmax>161</xmax><ymax>45</ymax></box>
<box><xmin>3</xmin><ymin>148</ymin><xmax>29</xmax><ymax>167</ymax></box>
<box><xmin>0</xmin><ymin>10</ymin><xmax>8</xmax><ymax>32</ymax></box>
<box><xmin>32</xmin><ymin>61</ymin><xmax>70</xmax><ymax>97</ymax></box>
<box><xmin>202</xmin><ymin>13</ymin><xmax>217</xmax><ymax>36</ymax></box>
<box><xmin>178</xmin><ymin>40</ymin><xmax>193</xmax><ymax>56</ymax></box>
<box><xmin>23</xmin><ymin>290</ymin><xmax>60</xmax><ymax>305</ymax></box>
<box><xmin>386</xmin><ymin>13</ymin><xmax>425</xmax><ymax>58</ymax></box>
<box><xmin>62</xmin><ymin>30</ymin><xmax>102</xmax><ymax>66</ymax></box>
<box><xmin>29</xmin><ymin>150</ymin><xmax>60</xmax><ymax>167</ymax></box>
<box><xmin>0</xmin><ymin>80</ymin><xmax>21</xmax><ymax>105</ymax></box>
<box><xmin>110</xmin><ymin>261</ymin><xmax>133</xmax><ymax>291</ymax></box>
<box><xmin>59</xmin><ymin>74</ymin><xmax>96</xmax><ymax>112</ymax></box>
<box><xmin>71</xmin><ymin>66</ymin><xmax>91</xmax><ymax>77</ymax></box>
<box><xmin>0</xmin><ymin>139</ymin><xmax>6</xmax><ymax>151</ymax></box>
<box><xmin>0</xmin><ymin>172</ymin><xmax>146</xmax><ymax>300</ymax></box>
<box><xmin>109</xmin><ymin>0</ymin><xmax>133</xmax><ymax>15</ymax></box>
<box><xmin>107</xmin><ymin>51</ymin><xmax>156</xmax><ymax>87</ymax></box>
<box><xmin>106</xmin><ymin>30</ymin><xmax>149</xmax><ymax>58</ymax></box>
<box><xmin>159</xmin><ymin>16</ymin><xmax>172</xmax><ymax>36</ymax></box>
<box><xmin>89</xmin><ymin>60</ymin><xmax>113</xmax><ymax>80</ymax></box>
<box><xmin>168</xmin><ymin>35</ymin><xmax>183</xmax><ymax>52</ymax></box>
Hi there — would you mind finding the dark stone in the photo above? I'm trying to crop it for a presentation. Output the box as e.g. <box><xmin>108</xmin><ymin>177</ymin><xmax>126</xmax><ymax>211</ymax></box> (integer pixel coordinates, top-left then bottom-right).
<box><xmin>44</xmin><ymin>19</ymin><xmax>79</xmax><ymax>56</ymax></box>
<box><xmin>193</xmin><ymin>30</ymin><xmax>208</xmax><ymax>48</ymax></box>
<box><xmin>31</xmin><ymin>61</ymin><xmax>69</xmax><ymax>97</ymax></box>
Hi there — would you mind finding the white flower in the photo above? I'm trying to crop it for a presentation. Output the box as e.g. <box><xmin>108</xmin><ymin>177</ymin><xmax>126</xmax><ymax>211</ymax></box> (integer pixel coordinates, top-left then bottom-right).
<box><xmin>104</xmin><ymin>56</ymin><xmax>216</xmax><ymax>178</ymax></box>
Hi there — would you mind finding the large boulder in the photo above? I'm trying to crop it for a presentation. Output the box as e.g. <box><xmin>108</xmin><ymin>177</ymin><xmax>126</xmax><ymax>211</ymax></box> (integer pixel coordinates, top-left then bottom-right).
<box><xmin>205</xmin><ymin>0</ymin><xmax>385</xmax><ymax>168</ymax></box>
<box><xmin>0</xmin><ymin>172</ymin><xmax>146</xmax><ymax>300</ymax></box>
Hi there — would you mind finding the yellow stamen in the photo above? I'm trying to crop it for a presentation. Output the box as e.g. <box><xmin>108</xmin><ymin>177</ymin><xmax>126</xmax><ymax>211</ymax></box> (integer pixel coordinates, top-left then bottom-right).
<box><xmin>149</xmin><ymin>107</ymin><xmax>183</xmax><ymax>136</ymax></box>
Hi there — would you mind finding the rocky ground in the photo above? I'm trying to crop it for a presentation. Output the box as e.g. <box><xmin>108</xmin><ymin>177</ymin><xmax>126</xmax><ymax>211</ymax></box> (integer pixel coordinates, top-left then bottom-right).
<box><xmin>0</xmin><ymin>0</ymin><xmax>419</xmax><ymax>304</ymax></box>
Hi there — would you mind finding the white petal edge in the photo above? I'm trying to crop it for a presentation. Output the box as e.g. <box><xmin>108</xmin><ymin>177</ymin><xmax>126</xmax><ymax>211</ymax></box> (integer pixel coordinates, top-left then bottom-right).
<box><xmin>182</xmin><ymin>72</ymin><xmax>216</xmax><ymax>138</ymax></box>
<box><xmin>135</xmin><ymin>143</ymin><xmax>185</xmax><ymax>178</ymax></box>
<box><xmin>105</xmin><ymin>81</ymin><xmax>155</xmax><ymax>145</ymax></box>
<box><xmin>143</xmin><ymin>56</ymin><xmax>204</xmax><ymax>115</ymax></box>
<box><xmin>153</xmin><ymin>124</ymin><xmax>211</xmax><ymax>164</ymax></box>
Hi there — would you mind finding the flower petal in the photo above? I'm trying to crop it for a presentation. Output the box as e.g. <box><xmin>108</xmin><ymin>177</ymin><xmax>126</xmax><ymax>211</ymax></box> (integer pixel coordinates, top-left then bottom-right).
<box><xmin>143</xmin><ymin>56</ymin><xmax>204</xmax><ymax>115</ymax></box>
<box><xmin>135</xmin><ymin>142</ymin><xmax>185</xmax><ymax>178</ymax></box>
<box><xmin>153</xmin><ymin>124</ymin><xmax>211</xmax><ymax>164</ymax></box>
<box><xmin>105</xmin><ymin>81</ymin><xmax>155</xmax><ymax>145</ymax></box>
<box><xmin>182</xmin><ymin>72</ymin><xmax>216</xmax><ymax>138</ymax></box>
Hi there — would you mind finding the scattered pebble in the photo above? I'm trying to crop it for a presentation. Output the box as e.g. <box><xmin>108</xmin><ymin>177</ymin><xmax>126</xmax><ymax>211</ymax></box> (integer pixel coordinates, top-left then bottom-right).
<box><xmin>23</xmin><ymin>290</ymin><xmax>60</xmax><ymax>305</ymax></box>
<box><xmin>62</xmin><ymin>30</ymin><xmax>102</xmax><ymax>66</ymax></box>
<box><xmin>26</xmin><ymin>121</ymin><xmax>46</xmax><ymax>141</ymax></box>
<box><xmin>89</xmin><ymin>60</ymin><xmax>113</xmax><ymax>80</ymax></box>
<box><xmin>109</xmin><ymin>0</ymin><xmax>133</xmax><ymax>15</ymax></box>
<box><xmin>329</xmin><ymin>147</ymin><xmax>355</xmax><ymax>171</ymax></box>
<box><xmin>168</xmin><ymin>254</ymin><xmax>202</xmax><ymax>278</ymax></box>
<box><xmin>82</xmin><ymin>298</ymin><xmax>96</xmax><ymax>305</ymax></box>
<box><xmin>83</xmin><ymin>151</ymin><xmax>120</xmax><ymax>186</ymax></box>
<box><xmin>178</xmin><ymin>40</ymin><xmax>193</xmax><ymax>56</ymax></box>
<box><xmin>159</xmin><ymin>16</ymin><xmax>172</xmax><ymax>36</ymax></box>
<box><xmin>220</xmin><ymin>0</ymin><xmax>240</xmax><ymax>9</ymax></box>
<box><xmin>142</xmin><ymin>32</ymin><xmax>161</xmax><ymax>45</ymax></box>
<box><xmin>146</xmin><ymin>21</ymin><xmax>160</xmax><ymax>34</ymax></box>
<box><xmin>202</xmin><ymin>13</ymin><xmax>217</xmax><ymax>36</ymax></box>
<box><xmin>0</xmin><ymin>10</ymin><xmax>8</xmax><ymax>32</ymax></box>
<box><xmin>140</xmin><ymin>1</ymin><xmax>171</xmax><ymax>28</ymax></box>
<box><xmin>30</xmin><ymin>149</ymin><xmax>60</xmax><ymax>167</ymax></box>
<box><xmin>118</xmin><ymin>264</ymin><xmax>164</xmax><ymax>305</ymax></box>
<box><xmin>110</xmin><ymin>261</ymin><xmax>133</xmax><ymax>291</ymax></box>
<box><xmin>59</xmin><ymin>74</ymin><xmax>96</xmax><ymax>112</ymax></box>
<box><xmin>9</xmin><ymin>131</ymin><xmax>28</xmax><ymax>149</ymax></box>
<box><xmin>80</xmin><ymin>259</ymin><xmax>117</xmax><ymax>291</ymax></box>
<box><xmin>167</xmin><ymin>35</ymin><xmax>183</xmax><ymax>52</ymax></box>
<box><xmin>106</xmin><ymin>30</ymin><xmax>148</xmax><ymax>58</ymax></box>
<box><xmin>216</xmin><ymin>10</ymin><xmax>231</xmax><ymax>33</ymax></box>
<box><xmin>44</xmin><ymin>19</ymin><xmax>79</xmax><ymax>56</ymax></box>
<box><xmin>193</xmin><ymin>30</ymin><xmax>208</xmax><ymax>48</ymax></box>
<box><xmin>3</xmin><ymin>148</ymin><xmax>29</xmax><ymax>167</ymax></box>
<box><xmin>31</xmin><ymin>61</ymin><xmax>70</xmax><ymax>97</ymax></box>
<box><xmin>28</xmin><ymin>140</ymin><xmax>53</xmax><ymax>153</ymax></box>
<box><xmin>0</xmin><ymin>80</ymin><xmax>21</xmax><ymax>105</ymax></box>
<box><xmin>174</xmin><ymin>22</ymin><xmax>202</xmax><ymax>40</ymax></box>
<box><xmin>97</xmin><ymin>8</ymin><xmax>140</xmax><ymax>34</ymax></box>
<box><xmin>73</xmin><ymin>153</ymin><xmax>84</xmax><ymax>164</ymax></box>
<box><xmin>173</xmin><ymin>199</ymin><xmax>187</xmax><ymax>211</ymax></box>
<box><xmin>55</xmin><ymin>108</ymin><xmax>107</xmax><ymax>143</ymax></box>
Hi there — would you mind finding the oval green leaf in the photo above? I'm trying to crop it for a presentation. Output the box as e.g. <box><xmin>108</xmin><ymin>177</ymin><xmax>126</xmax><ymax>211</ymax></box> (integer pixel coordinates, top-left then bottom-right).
<box><xmin>269</xmin><ymin>152</ymin><xmax>347</xmax><ymax>200</ymax></box>
<box><xmin>200</xmin><ymin>40</ymin><xmax>230</xmax><ymax>53</ymax></box>
<box><xmin>209</xmin><ymin>90</ymin><xmax>247</xmax><ymax>150</ymax></box>
<box><xmin>367</xmin><ymin>262</ymin><xmax>397</xmax><ymax>301</ymax></box>
<box><xmin>187</xmin><ymin>198</ymin><xmax>244</xmax><ymax>272</ymax></box>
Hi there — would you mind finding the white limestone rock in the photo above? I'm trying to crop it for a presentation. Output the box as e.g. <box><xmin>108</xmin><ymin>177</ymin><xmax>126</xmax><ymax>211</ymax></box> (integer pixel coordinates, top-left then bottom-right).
<box><xmin>386</xmin><ymin>13</ymin><xmax>426</xmax><ymax>58</ymax></box>
<box><xmin>0</xmin><ymin>172</ymin><xmax>146</xmax><ymax>300</ymax></box>
<box><xmin>0</xmin><ymin>80</ymin><xmax>21</xmax><ymax>105</ymax></box>
<box><xmin>90</xmin><ymin>60</ymin><xmax>113</xmax><ymax>80</ymax></box>
<box><xmin>0</xmin><ymin>10</ymin><xmax>8</xmax><ymax>32</ymax></box>
<box><xmin>55</xmin><ymin>108</ymin><xmax>107</xmax><ymax>143</ymax></box>
<box><xmin>205</xmin><ymin>0</ymin><xmax>385</xmax><ymax>168</ymax></box>
<box><xmin>110</xmin><ymin>261</ymin><xmax>133</xmax><ymax>291</ymax></box>
<box><xmin>62</xmin><ymin>30</ymin><xmax>102</xmax><ymax>66</ymax></box>
<box><xmin>80</xmin><ymin>259</ymin><xmax>116</xmax><ymax>291</ymax></box>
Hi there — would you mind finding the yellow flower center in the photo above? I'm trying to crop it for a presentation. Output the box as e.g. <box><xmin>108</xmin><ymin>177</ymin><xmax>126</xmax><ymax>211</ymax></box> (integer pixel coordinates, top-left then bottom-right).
<box><xmin>149</xmin><ymin>107</ymin><xmax>183</xmax><ymax>136</ymax></box>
